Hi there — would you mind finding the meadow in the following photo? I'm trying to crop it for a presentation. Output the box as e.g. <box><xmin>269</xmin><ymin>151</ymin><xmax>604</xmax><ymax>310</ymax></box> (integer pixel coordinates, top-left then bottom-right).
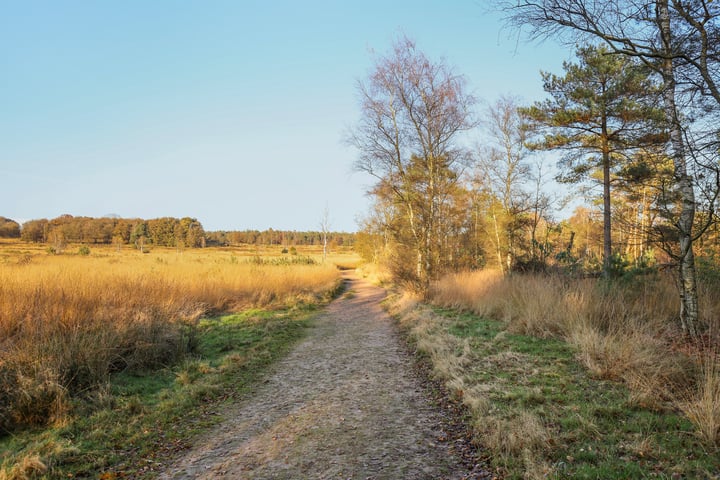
<box><xmin>390</xmin><ymin>269</ymin><xmax>720</xmax><ymax>478</ymax></box>
<box><xmin>0</xmin><ymin>241</ymin><xmax>355</xmax><ymax>477</ymax></box>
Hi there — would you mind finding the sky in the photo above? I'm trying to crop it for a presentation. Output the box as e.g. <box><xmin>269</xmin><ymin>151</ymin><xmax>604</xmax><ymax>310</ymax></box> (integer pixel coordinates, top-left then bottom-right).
<box><xmin>1</xmin><ymin>1</ymin><xmax>570</xmax><ymax>232</ymax></box>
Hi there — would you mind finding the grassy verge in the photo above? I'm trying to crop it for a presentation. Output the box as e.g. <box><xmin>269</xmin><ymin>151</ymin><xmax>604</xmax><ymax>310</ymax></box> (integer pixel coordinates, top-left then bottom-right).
<box><xmin>0</xmin><ymin>305</ymin><xmax>319</xmax><ymax>479</ymax></box>
<box><xmin>390</xmin><ymin>294</ymin><xmax>719</xmax><ymax>479</ymax></box>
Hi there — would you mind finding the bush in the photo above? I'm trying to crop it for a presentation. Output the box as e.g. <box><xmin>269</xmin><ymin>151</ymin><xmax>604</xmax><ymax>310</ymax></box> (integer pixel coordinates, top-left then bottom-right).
<box><xmin>78</xmin><ymin>245</ymin><xmax>90</xmax><ymax>256</ymax></box>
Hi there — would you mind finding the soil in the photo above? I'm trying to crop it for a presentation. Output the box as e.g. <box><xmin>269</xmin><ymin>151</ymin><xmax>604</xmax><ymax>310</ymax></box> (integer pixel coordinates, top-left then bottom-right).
<box><xmin>157</xmin><ymin>272</ymin><xmax>491</xmax><ymax>480</ymax></box>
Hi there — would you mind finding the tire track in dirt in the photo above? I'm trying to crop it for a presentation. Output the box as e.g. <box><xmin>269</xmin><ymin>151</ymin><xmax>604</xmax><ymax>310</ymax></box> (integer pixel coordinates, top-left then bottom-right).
<box><xmin>158</xmin><ymin>272</ymin><xmax>480</xmax><ymax>479</ymax></box>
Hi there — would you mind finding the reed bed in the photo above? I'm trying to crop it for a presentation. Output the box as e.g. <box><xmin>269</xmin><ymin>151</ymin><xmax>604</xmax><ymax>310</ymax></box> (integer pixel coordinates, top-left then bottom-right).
<box><xmin>0</xmin><ymin>248</ymin><xmax>340</xmax><ymax>432</ymax></box>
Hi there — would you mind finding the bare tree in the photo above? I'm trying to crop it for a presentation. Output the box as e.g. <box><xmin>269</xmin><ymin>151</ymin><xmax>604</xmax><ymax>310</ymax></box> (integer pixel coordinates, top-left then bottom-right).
<box><xmin>476</xmin><ymin>95</ymin><xmax>532</xmax><ymax>273</ymax></box>
<box><xmin>499</xmin><ymin>0</ymin><xmax>720</xmax><ymax>337</ymax></box>
<box><xmin>348</xmin><ymin>36</ymin><xmax>476</xmax><ymax>293</ymax></box>
<box><xmin>527</xmin><ymin>155</ymin><xmax>556</xmax><ymax>267</ymax></box>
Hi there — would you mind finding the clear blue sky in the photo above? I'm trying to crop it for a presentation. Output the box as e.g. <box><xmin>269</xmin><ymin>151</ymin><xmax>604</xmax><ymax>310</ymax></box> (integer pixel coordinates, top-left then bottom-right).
<box><xmin>1</xmin><ymin>1</ymin><xmax>568</xmax><ymax>232</ymax></box>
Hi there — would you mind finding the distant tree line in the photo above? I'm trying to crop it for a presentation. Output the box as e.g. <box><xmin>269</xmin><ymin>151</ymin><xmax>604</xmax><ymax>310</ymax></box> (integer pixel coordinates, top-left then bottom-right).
<box><xmin>205</xmin><ymin>229</ymin><xmax>355</xmax><ymax>248</ymax></box>
<box><xmin>20</xmin><ymin>215</ymin><xmax>206</xmax><ymax>249</ymax></box>
<box><xmin>13</xmin><ymin>215</ymin><xmax>357</xmax><ymax>250</ymax></box>
<box><xmin>0</xmin><ymin>217</ymin><xmax>21</xmax><ymax>238</ymax></box>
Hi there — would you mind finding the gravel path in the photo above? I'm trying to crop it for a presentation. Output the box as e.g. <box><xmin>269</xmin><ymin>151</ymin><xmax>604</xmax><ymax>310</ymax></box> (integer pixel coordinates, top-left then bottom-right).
<box><xmin>158</xmin><ymin>272</ymin><xmax>480</xmax><ymax>479</ymax></box>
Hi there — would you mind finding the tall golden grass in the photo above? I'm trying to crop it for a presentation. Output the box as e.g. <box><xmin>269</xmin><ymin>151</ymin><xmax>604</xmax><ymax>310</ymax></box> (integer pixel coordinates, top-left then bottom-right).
<box><xmin>431</xmin><ymin>269</ymin><xmax>719</xmax><ymax>444</ymax></box>
<box><xmin>0</xmin><ymin>245</ymin><xmax>342</xmax><ymax>432</ymax></box>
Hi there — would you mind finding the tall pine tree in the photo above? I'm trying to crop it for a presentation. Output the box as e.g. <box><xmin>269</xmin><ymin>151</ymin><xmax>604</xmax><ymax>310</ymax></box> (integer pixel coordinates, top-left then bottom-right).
<box><xmin>521</xmin><ymin>44</ymin><xmax>664</xmax><ymax>276</ymax></box>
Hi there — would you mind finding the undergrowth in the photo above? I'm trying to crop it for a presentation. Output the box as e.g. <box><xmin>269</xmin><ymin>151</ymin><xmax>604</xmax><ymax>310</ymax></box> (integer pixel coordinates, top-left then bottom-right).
<box><xmin>431</xmin><ymin>270</ymin><xmax>719</xmax><ymax>441</ymax></box>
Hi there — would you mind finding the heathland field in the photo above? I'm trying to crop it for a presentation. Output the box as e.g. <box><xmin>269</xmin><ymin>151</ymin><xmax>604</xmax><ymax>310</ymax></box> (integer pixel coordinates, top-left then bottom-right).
<box><xmin>0</xmin><ymin>241</ymin><xmax>355</xmax><ymax>477</ymax></box>
<box><xmin>2</xmin><ymin>240</ymin><xmax>720</xmax><ymax>479</ymax></box>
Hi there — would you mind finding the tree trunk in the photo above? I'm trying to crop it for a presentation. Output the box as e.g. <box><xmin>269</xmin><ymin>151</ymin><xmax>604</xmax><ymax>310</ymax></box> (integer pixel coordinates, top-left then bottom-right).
<box><xmin>403</xmin><ymin>201</ymin><xmax>423</xmax><ymax>283</ymax></box>
<box><xmin>492</xmin><ymin>209</ymin><xmax>505</xmax><ymax>275</ymax></box>
<box><xmin>602</xmin><ymin>116</ymin><xmax>612</xmax><ymax>277</ymax></box>
<box><xmin>658</xmin><ymin>0</ymin><xmax>699</xmax><ymax>337</ymax></box>
<box><xmin>322</xmin><ymin>232</ymin><xmax>327</xmax><ymax>263</ymax></box>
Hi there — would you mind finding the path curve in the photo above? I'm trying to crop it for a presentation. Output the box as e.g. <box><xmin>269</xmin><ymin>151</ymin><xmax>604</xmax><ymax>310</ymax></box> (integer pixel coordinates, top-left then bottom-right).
<box><xmin>159</xmin><ymin>272</ymin><xmax>474</xmax><ymax>479</ymax></box>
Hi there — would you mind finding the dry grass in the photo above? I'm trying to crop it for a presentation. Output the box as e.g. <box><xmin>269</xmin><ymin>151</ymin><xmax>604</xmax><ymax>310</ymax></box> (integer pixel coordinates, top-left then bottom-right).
<box><xmin>388</xmin><ymin>292</ymin><xmax>555</xmax><ymax>477</ymax></box>
<box><xmin>430</xmin><ymin>269</ymin><xmax>720</xmax><ymax>447</ymax></box>
<box><xmin>678</xmin><ymin>352</ymin><xmax>720</xmax><ymax>446</ymax></box>
<box><xmin>355</xmin><ymin>262</ymin><xmax>392</xmax><ymax>286</ymax></box>
<box><xmin>431</xmin><ymin>270</ymin><xmax>681</xmax><ymax>337</ymax></box>
<box><xmin>390</xmin><ymin>269</ymin><xmax>718</xmax><ymax>476</ymax></box>
<box><xmin>388</xmin><ymin>292</ymin><xmax>473</xmax><ymax>383</ymax></box>
<box><xmin>431</xmin><ymin>270</ymin><xmax>690</xmax><ymax>388</ymax></box>
<box><xmin>481</xmin><ymin>412</ymin><xmax>552</xmax><ymax>479</ymax></box>
<box><xmin>0</xmin><ymin>454</ymin><xmax>47</xmax><ymax>480</ymax></box>
<box><xmin>428</xmin><ymin>270</ymin><xmax>505</xmax><ymax>318</ymax></box>
<box><xmin>0</xmin><ymin>243</ymin><xmax>342</xmax><ymax>432</ymax></box>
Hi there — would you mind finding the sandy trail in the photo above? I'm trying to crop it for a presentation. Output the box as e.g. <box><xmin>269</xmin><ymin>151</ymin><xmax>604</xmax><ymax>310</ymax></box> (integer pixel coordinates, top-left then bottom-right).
<box><xmin>158</xmin><ymin>272</ymin><xmax>478</xmax><ymax>479</ymax></box>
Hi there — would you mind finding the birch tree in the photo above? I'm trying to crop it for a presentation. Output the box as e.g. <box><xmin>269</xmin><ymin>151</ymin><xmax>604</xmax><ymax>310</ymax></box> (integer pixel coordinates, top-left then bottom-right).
<box><xmin>476</xmin><ymin>95</ymin><xmax>532</xmax><ymax>273</ymax></box>
<box><xmin>348</xmin><ymin>36</ymin><xmax>476</xmax><ymax>293</ymax></box>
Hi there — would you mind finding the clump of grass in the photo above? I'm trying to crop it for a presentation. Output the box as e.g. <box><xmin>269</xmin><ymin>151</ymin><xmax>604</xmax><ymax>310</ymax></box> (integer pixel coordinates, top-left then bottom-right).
<box><xmin>480</xmin><ymin>411</ymin><xmax>551</xmax><ymax>477</ymax></box>
<box><xmin>356</xmin><ymin>262</ymin><xmax>392</xmax><ymax>286</ymax></box>
<box><xmin>0</xmin><ymin>365</ymin><xmax>69</xmax><ymax>430</ymax></box>
<box><xmin>0</xmin><ymin>454</ymin><xmax>47</xmax><ymax>480</ymax></box>
<box><xmin>429</xmin><ymin>269</ymin><xmax>505</xmax><ymax>317</ymax></box>
<box><xmin>678</xmin><ymin>352</ymin><xmax>720</xmax><ymax>446</ymax></box>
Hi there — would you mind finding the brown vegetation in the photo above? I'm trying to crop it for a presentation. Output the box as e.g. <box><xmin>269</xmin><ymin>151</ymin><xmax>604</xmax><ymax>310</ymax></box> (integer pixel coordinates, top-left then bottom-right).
<box><xmin>0</xmin><ymin>218</ymin><xmax>20</xmax><ymax>239</ymax></box>
<box><xmin>0</xmin><ymin>244</ymin><xmax>341</xmax><ymax>433</ymax></box>
<box><xmin>430</xmin><ymin>269</ymin><xmax>720</xmax><ymax>445</ymax></box>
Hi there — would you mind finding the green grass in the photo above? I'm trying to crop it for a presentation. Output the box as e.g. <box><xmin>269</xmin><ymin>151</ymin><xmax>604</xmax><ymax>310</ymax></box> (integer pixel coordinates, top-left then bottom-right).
<box><xmin>431</xmin><ymin>308</ymin><xmax>719</xmax><ymax>479</ymax></box>
<box><xmin>0</xmin><ymin>307</ymin><xmax>315</xmax><ymax>478</ymax></box>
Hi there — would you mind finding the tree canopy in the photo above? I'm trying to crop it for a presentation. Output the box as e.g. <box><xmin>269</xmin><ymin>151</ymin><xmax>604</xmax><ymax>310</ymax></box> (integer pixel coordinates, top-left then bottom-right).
<box><xmin>521</xmin><ymin>43</ymin><xmax>665</xmax><ymax>275</ymax></box>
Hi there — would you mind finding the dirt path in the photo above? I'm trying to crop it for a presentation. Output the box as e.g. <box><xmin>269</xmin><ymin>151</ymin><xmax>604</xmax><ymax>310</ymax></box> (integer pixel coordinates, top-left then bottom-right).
<box><xmin>158</xmin><ymin>272</ymin><xmax>483</xmax><ymax>479</ymax></box>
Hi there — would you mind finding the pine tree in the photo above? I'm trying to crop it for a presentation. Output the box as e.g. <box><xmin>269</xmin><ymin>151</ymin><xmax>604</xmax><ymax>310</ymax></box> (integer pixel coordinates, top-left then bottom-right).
<box><xmin>521</xmin><ymin>44</ymin><xmax>664</xmax><ymax>276</ymax></box>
